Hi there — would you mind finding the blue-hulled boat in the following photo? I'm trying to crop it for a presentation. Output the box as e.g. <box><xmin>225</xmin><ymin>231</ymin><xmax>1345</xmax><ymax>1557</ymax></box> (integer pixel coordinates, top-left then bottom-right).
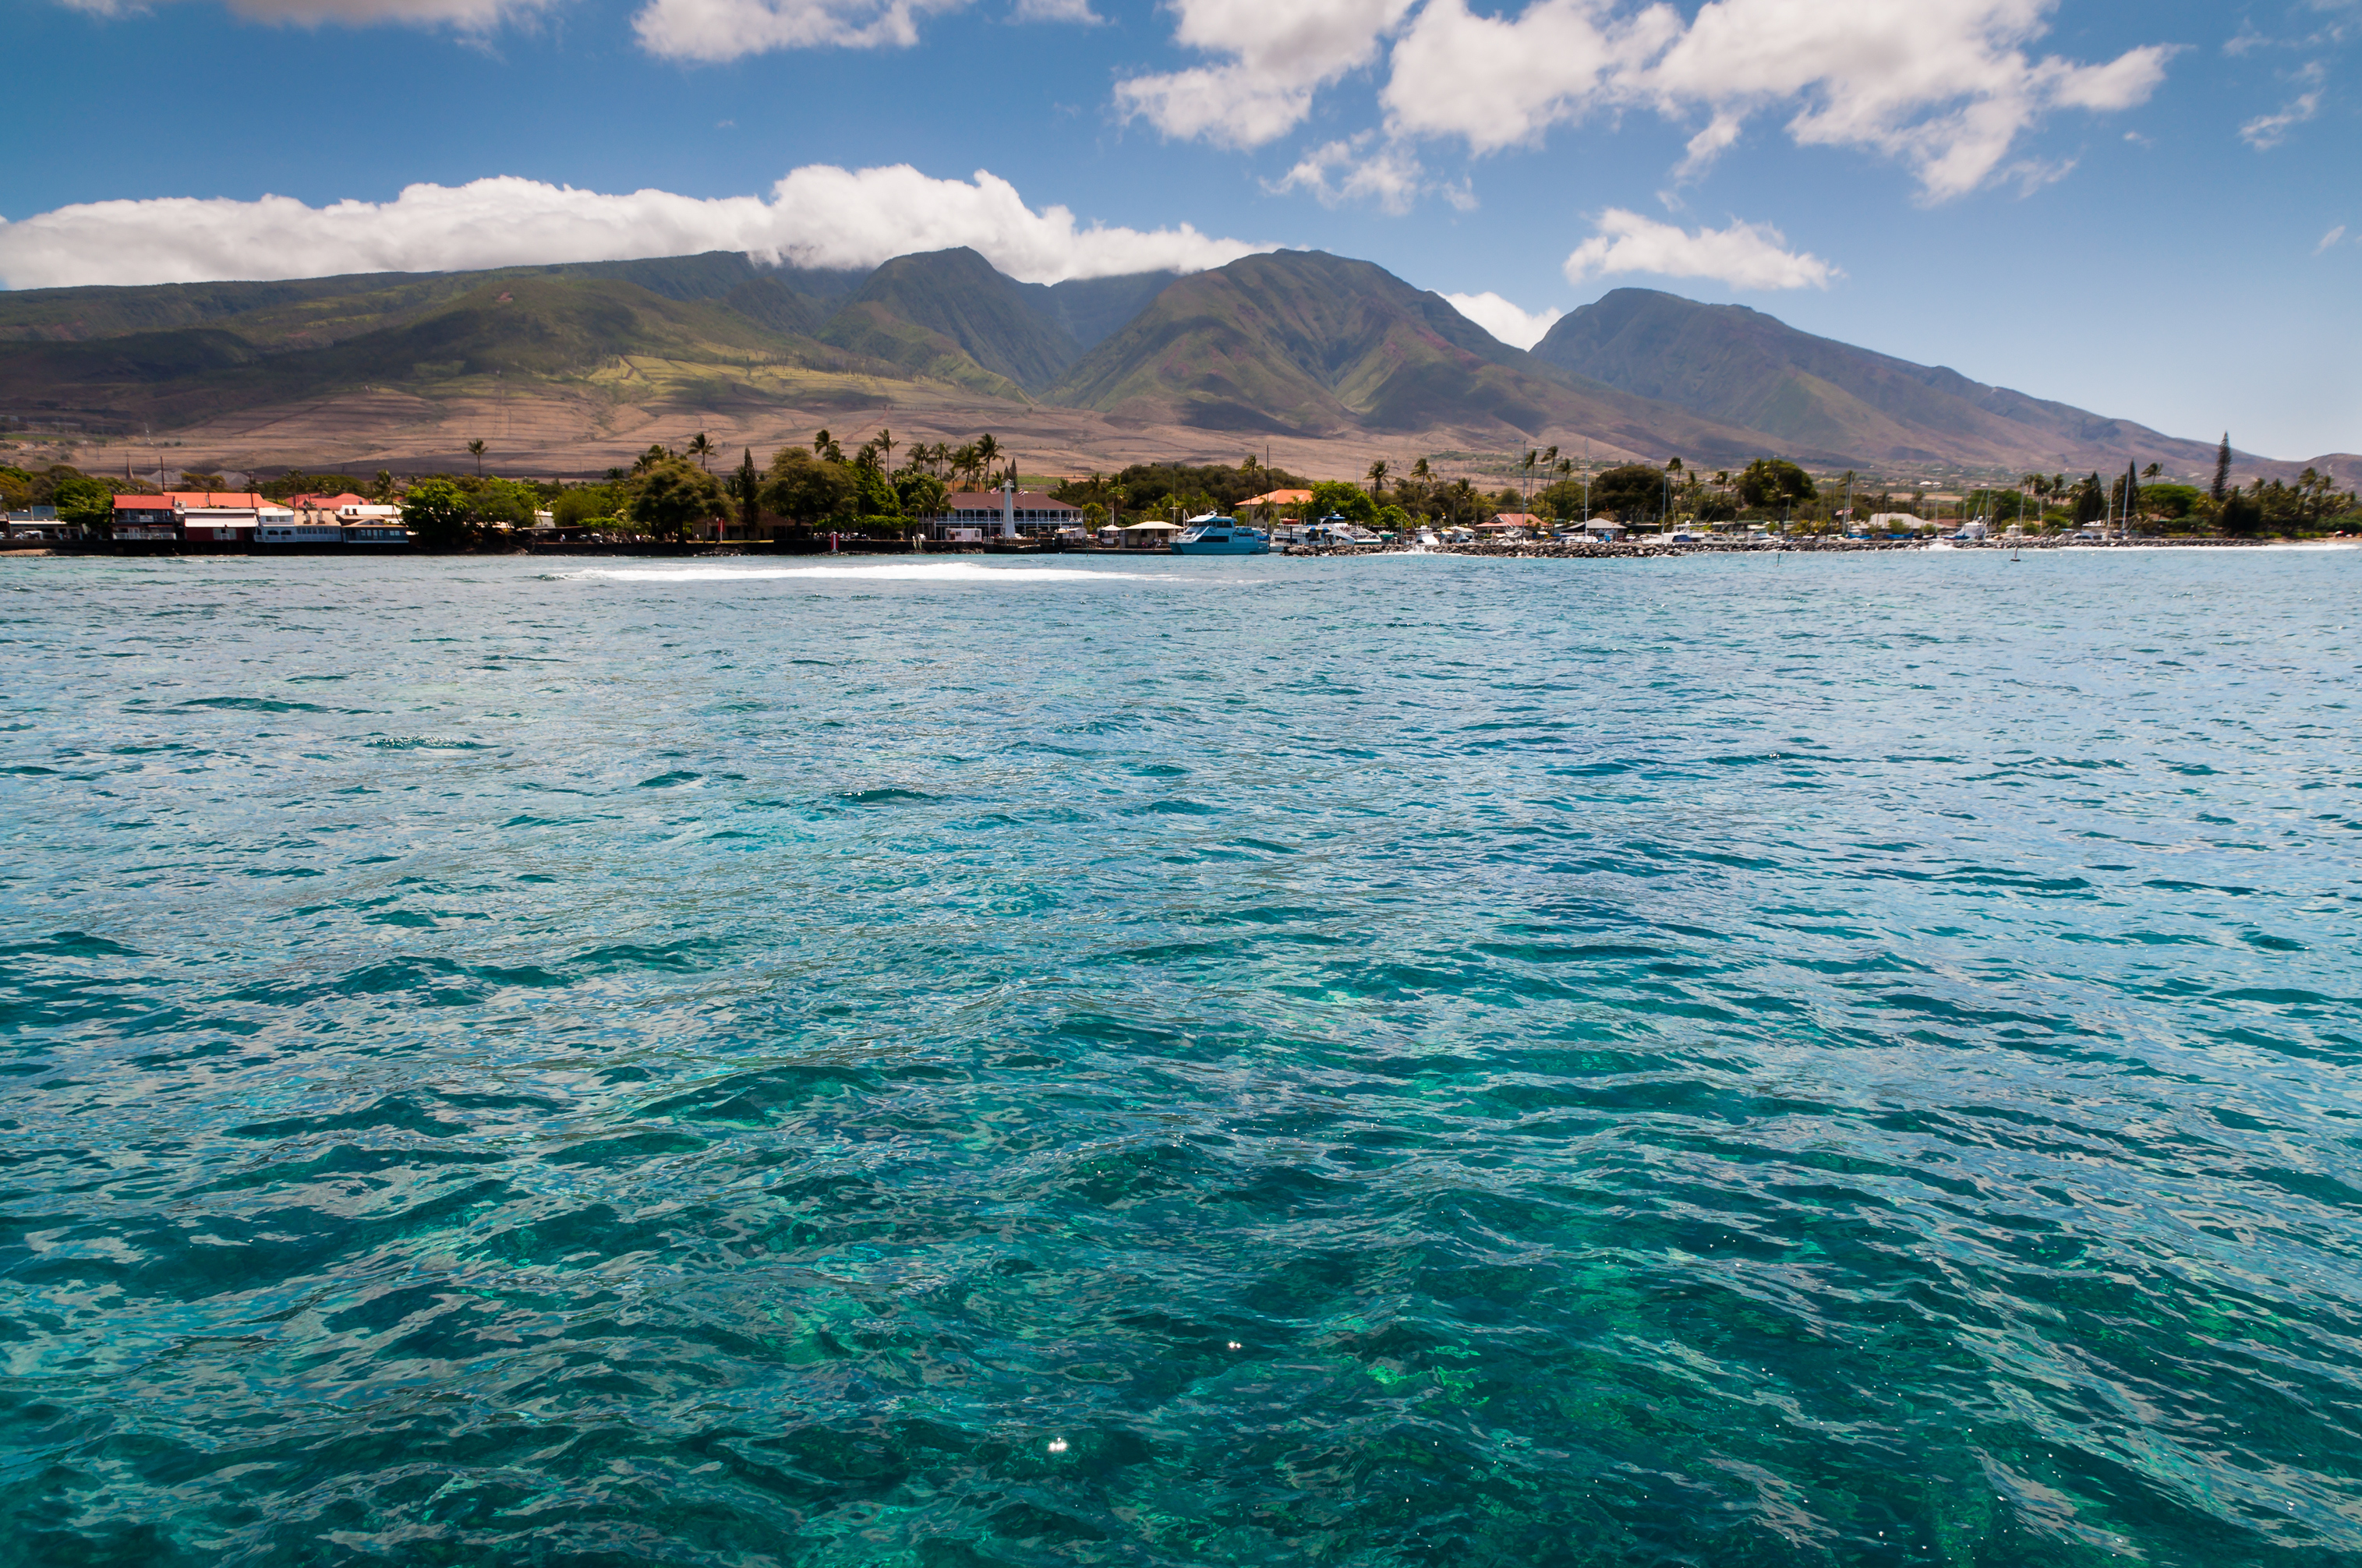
<box><xmin>1171</xmin><ymin>516</ymin><xmax>1271</xmax><ymax>556</ymax></box>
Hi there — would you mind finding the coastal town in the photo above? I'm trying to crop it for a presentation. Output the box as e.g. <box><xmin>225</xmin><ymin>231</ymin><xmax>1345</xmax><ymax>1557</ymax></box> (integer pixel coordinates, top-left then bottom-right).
<box><xmin>5</xmin><ymin>433</ymin><xmax>2353</xmax><ymax>554</ymax></box>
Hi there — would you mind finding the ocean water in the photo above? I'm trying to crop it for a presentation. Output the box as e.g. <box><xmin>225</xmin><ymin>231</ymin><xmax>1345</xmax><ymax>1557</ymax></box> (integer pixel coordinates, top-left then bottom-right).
<box><xmin>2</xmin><ymin>548</ymin><xmax>2359</xmax><ymax>1566</ymax></box>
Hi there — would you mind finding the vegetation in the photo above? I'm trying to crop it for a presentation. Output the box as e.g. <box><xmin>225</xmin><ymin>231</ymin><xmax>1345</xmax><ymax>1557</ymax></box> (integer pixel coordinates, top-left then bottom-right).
<box><xmin>1049</xmin><ymin>459</ymin><xmax>1311</xmax><ymax>520</ymax></box>
<box><xmin>260</xmin><ymin>470</ymin><xmax>370</xmax><ymax>500</ymax></box>
<box><xmin>630</xmin><ymin>460</ymin><xmax>727</xmax><ymax>541</ymax></box>
<box><xmin>399</xmin><ymin>478</ymin><xmax>472</xmax><ymax>546</ymax></box>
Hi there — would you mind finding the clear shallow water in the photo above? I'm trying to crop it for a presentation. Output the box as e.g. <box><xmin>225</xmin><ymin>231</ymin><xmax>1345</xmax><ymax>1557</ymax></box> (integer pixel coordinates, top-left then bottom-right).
<box><xmin>2</xmin><ymin>549</ymin><xmax>2359</xmax><ymax>1566</ymax></box>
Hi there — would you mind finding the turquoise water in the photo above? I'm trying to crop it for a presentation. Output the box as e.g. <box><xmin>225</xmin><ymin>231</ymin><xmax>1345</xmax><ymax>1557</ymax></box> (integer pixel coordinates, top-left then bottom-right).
<box><xmin>3</xmin><ymin>549</ymin><xmax>2360</xmax><ymax>1566</ymax></box>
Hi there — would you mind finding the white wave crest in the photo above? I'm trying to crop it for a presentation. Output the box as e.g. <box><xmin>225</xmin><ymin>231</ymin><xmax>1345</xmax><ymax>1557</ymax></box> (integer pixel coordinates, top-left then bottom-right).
<box><xmin>568</xmin><ymin>561</ymin><xmax>1164</xmax><ymax>583</ymax></box>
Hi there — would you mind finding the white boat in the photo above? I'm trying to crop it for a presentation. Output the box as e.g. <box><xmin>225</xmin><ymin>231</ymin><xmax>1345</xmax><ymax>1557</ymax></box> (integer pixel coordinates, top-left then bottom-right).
<box><xmin>1171</xmin><ymin>515</ymin><xmax>1271</xmax><ymax>556</ymax></box>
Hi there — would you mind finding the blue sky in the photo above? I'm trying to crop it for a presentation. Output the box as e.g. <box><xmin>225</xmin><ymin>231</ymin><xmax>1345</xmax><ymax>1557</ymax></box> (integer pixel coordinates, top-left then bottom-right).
<box><xmin>4</xmin><ymin>0</ymin><xmax>2355</xmax><ymax>458</ymax></box>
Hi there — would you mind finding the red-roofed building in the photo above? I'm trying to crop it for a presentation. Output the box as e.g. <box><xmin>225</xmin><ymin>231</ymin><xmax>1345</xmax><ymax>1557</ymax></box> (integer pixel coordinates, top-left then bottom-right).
<box><xmin>922</xmin><ymin>485</ymin><xmax>1084</xmax><ymax>540</ymax></box>
<box><xmin>111</xmin><ymin>495</ymin><xmax>180</xmax><ymax>542</ymax></box>
<box><xmin>111</xmin><ymin>491</ymin><xmax>292</xmax><ymax>546</ymax></box>
<box><xmin>1239</xmin><ymin>489</ymin><xmax>1314</xmax><ymax>510</ymax></box>
<box><xmin>1482</xmin><ymin>512</ymin><xmax>1545</xmax><ymax>535</ymax></box>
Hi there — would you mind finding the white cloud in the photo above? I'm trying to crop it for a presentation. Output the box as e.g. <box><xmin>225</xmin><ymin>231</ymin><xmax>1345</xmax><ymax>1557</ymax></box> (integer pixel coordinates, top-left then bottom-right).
<box><xmin>1384</xmin><ymin>0</ymin><xmax>1674</xmax><ymax>154</ymax></box>
<box><xmin>2242</xmin><ymin>60</ymin><xmax>2328</xmax><ymax>148</ymax></box>
<box><xmin>1443</xmin><ymin>291</ymin><xmax>1561</xmax><ymax>348</ymax></box>
<box><xmin>2317</xmin><ymin>224</ymin><xmax>2349</xmax><ymax>254</ymax></box>
<box><xmin>55</xmin><ymin>0</ymin><xmax>551</xmax><ymax>24</ymax></box>
<box><xmin>1131</xmin><ymin>0</ymin><xmax>2171</xmax><ymax>200</ymax></box>
<box><xmin>1562</xmin><ymin>209</ymin><xmax>1839</xmax><ymax>291</ymax></box>
<box><xmin>56</xmin><ymin>0</ymin><xmax>1088</xmax><ymax>50</ymax></box>
<box><xmin>1114</xmin><ymin>0</ymin><xmax>1416</xmax><ymax>147</ymax></box>
<box><xmin>0</xmin><ymin>166</ymin><xmax>1264</xmax><ymax>291</ymax></box>
<box><xmin>1267</xmin><ymin>136</ymin><xmax>1430</xmax><ymax>214</ymax></box>
<box><xmin>2242</xmin><ymin>89</ymin><xmax>2323</xmax><ymax>147</ymax></box>
<box><xmin>632</xmin><ymin>0</ymin><xmax>963</xmax><ymax>56</ymax></box>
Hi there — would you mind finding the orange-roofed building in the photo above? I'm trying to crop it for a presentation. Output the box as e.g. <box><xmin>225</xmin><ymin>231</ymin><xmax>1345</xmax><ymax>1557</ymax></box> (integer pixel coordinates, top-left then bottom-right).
<box><xmin>1239</xmin><ymin>489</ymin><xmax>1314</xmax><ymax>509</ymax></box>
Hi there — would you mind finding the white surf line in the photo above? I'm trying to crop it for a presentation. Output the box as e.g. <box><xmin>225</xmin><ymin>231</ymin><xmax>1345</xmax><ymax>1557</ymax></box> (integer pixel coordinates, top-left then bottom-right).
<box><xmin>568</xmin><ymin>560</ymin><xmax>1168</xmax><ymax>583</ymax></box>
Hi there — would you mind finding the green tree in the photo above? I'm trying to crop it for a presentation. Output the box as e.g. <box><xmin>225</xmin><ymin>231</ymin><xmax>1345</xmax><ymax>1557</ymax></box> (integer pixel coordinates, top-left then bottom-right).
<box><xmin>52</xmin><ymin>474</ymin><xmax>115</xmax><ymax>535</ymax></box>
<box><xmin>466</xmin><ymin>476</ymin><xmax>539</xmax><ymax>528</ymax></box>
<box><xmin>733</xmin><ymin>448</ymin><xmax>761</xmax><ymax>538</ymax></box>
<box><xmin>631</xmin><ymin>460</ymin><xmax>727</xmax><ymax>540</ymax></box>
<box><xmin>2212</xmin><ymin>434</ymin><xmax>2231</xmax><ymax>501</ymax></box>
<box><xmin>893</xmin><ymin>471</ymin><xmax>949</xmax><ymax>522</ymax></box>
<box><xmin>687</xmin><ymin>433</ymin><xmax>715</xmax><ymax>471</ymax></box>
<box><xmin>1310</xmin><ymin>479</ymin><xmax>1377</xmax><ymax>525</ymax></box>
<box><xmin>2219</xmin><ymin>490</ymin><xmax>2263</xmax><ymax>535</ymax></box>
<box><xmin>2139</xmin><ymin>482</ymin><xmax>2204</xmax><ymax>521</ymax></box>
<box><xmin>1734</xmin><ymin>458</ymin><xmax>1816</xmax><ymax>509</ymax></box>
<box><xmin>851</xmin><ymin>463</ymin><xmax>900</xmax><ymax>522</ymax></box>
<box><xmin>1593</xmin><ymin>463</ymin><xmax>1673</xmax><ymax>520</ymax></box>
<box><xmin>401</xmin><ymin>477</ymin><xmax>474</xmax><ymax>547</ymax></box>
<box><xmin>550</xmin><ymin>484</ymin><xmax>619</xmax><ymax>528</ymax></box>
<box><xmin>762</xmin><ymin>447</ymin><xmax>856</xmax><ymax>526</ymax></box>
<box><xmin>2067</xmin><ymin>473</ymin><xmax>2104</xmax><ymax>526</ymax></box>
<box><xmin>466</xmin><ymin>439</ymin><xmax>486</xmax><ymax>476</ymax></box>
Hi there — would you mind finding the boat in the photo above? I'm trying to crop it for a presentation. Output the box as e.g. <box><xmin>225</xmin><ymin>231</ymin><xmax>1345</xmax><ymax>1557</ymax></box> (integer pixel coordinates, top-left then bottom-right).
<box><xmin>1171</xmin><ymin>515</ymin><xmax>1271</xmax><ymax>556</ymax></box>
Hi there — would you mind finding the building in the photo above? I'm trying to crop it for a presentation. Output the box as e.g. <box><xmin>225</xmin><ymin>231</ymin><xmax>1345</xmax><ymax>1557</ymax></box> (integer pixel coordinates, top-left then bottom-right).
<box><xmin>1482</xmin><ymin>512</ymin><xmax>1546</xmax><ymax>535</ymax></box>
<box><xmin>287</xmin><ymin>493</ymin><xmax>367</xmax><ymax>525</ymax></box>
<box><xmin>925</xmin><ymin>484</ymin><xmax>1084</xmax><ymax>539</ymax></box>
<box><xmin>5</xmin><ymin>506</ymin><xmax>73</xmax><ymax>542</ymax></box>
<box><xmin>111</xmin><ymin>496</ymin><xmax>181</xmax><ymax>542</ymax></box>
<box><xmin>1239</xmin><ymin>489</ymin><xmax>1314</xmax><ymax>512</ymax></box>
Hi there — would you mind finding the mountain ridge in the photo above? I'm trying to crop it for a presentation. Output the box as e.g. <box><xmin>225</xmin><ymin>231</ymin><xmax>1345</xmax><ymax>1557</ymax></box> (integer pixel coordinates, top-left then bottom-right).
<box><xmin>1529</xmin><ymin>288</ymin><xmax>2326</xmax><ymax>480</ymax></box>
<box><xmin>1</xmin><ymin>251</ymin><xmax>2343</xmax><ymax>480</ymax></box>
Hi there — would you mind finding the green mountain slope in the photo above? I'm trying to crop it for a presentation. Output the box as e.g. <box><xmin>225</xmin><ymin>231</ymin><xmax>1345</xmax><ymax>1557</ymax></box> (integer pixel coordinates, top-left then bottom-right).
<box><xmin>1030</xmin><ymin>270</ymin><xmax>1180</xmax><ymax>351</ymax></box>
<box><xmin>815</xmin><ymin>248</ymin><xmax>1080</xmax><ymax>394</ymax></box>
<box><xmin>1050</xmin><ymin>250</ymin><xmax>1780</xmax><ymax>457</ymax></box>
<box><xmin>0</xmin><ymin>270</ymin><xmax>917</xmax><ymax>426</ymax></box>
<box><xmin>1530</xmin><ymin>288</ymin><xmax>2263</xmax><ymax>476</ymax></box>
<box><xmin>0</xmin><ymin>252</ymin><xmax>856</xmax><ymax>355</ymax></box>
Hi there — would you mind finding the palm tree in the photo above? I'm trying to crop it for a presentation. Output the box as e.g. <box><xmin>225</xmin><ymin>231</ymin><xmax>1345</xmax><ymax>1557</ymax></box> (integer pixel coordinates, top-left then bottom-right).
<box><xmin>467</xmin><ymin>439</ymin><xmax>486</xmax><ymax>475</ymax></box>
<box><xmin>1367</xmin><ymin>458</ymin><xmax>1389</xmax><ymax>497</ymax></box>
<box><xmin>812</xmin><ymin>428</ymin><xmax>842</xmax><ymax>462</ymax></box>
<box><xmin>975</xmin><ymin>433</ymin><xmax>1002</xmax><ymax>479</ymax></box>
<box><xmin>876</xmin><ymin>428</ymin><xmax>894</xmax><ymax>469</ymax></box>
<box><xmin>687</xmin><ymin>433</ymin><xmax>714</xmax><ymax>471</ymax></box>
<box><xmin>1410</xmin><ymin>457</ymin><xmax>1431</xmax><ymax>482</ymax></box>
<box><xmin>951</xmin><ymin>444</ymin><xmax>980</xmax><ymax>489</ymax></box>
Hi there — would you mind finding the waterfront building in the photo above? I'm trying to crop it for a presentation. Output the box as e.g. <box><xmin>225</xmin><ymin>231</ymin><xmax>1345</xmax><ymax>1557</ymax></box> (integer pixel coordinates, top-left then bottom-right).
<box><xmin>923</xmin><ymin>485</ymin><xmax>1084</xmax><ymax>539</ymax></box>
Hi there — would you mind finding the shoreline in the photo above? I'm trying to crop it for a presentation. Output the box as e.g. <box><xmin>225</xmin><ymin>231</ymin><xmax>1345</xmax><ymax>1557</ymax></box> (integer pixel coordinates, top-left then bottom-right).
<box><xmin>3</xmin><ymin>535</ymin><xmax>2353</xmax><ymax>562</ymax></box>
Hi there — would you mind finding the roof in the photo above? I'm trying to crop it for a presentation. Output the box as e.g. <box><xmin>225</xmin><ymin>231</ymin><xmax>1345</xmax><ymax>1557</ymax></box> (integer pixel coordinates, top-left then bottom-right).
<box><xmin>1240</xmin><ymin>489</ymin><xmax>1314</xmax><ymax>507</ymax></box>
<box><xmin>128</xmin><ymin>491</ymin><xmax>267</xmax><ymax>509</ymax></box>
<box><xmin>288</xmin><ymin>493</ymin><xmax>368</xmax><ymax>509</ymax></box>
<box><xmin>940</xmin><ymin>490</ymin><xmax>1081</xmax><ymax>509</ymax></box>
<box><xmin>1485</xmin><ymin>513</ymin><xmax>1545</xmax><ymax>528</ymax></box>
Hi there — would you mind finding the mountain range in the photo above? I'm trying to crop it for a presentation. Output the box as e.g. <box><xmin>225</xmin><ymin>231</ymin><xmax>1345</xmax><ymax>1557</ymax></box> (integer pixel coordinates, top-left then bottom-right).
<box><xmin>1</xmin><ymin>248</ymin><xmax>2343</xmax><ymax>482</ymax></box>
